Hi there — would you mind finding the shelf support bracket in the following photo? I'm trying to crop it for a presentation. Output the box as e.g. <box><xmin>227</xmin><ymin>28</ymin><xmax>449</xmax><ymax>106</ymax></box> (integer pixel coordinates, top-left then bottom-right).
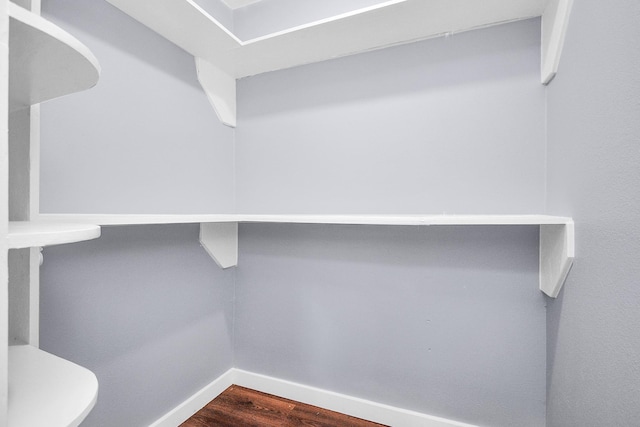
<box><xmin>195</xmin><ymin>57</ymin><xmax>236</xmax><ymax>128</ymax></box>
<box><xmin>199</xmin><ymin>222</ymin><xmax>238</xmax><ymax>269</ymax></box>
<box><xmin>541</xmin><ymin>0</ymin><xmax>574</xmax><ymax>85</ymax></box>
<box><xmin>540</xmin><ymin>221</ymin><xmax>574</xmax><ymax>298</ymax></box>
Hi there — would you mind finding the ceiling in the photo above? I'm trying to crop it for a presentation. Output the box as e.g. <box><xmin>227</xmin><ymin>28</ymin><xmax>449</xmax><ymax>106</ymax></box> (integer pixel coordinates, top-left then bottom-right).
<box><xmin>220</xmin><ymin>0</ymin><xmax>263</xmax><ymax>9</ymax></box>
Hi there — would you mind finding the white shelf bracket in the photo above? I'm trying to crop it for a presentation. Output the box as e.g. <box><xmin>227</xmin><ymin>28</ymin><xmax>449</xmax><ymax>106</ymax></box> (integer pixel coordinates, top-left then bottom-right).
<box><xmin>195</xmin><ymin>57</ymin><xmax>236</xmax><ymax>128</ymax></box>
<box><xmin>541</xmin><ymin>0</ymin><xmax>573</xmax><ymax>85</ymax></box>
<box><xmin>199</xmin><ymin>222</ymin><xmax>238</xmax><ymax>269</ymax></box>
<box><xmin>540</xmin><ymin>221</ymin><xmax>575</xmax><ymax>298</ymax></box>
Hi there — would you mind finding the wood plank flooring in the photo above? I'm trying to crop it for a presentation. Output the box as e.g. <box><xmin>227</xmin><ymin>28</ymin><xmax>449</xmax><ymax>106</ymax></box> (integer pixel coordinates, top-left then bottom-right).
<box><xmin>180</xmin><ymin>385</ymin><xmax>388</xmax><ymax>427</ymax></box>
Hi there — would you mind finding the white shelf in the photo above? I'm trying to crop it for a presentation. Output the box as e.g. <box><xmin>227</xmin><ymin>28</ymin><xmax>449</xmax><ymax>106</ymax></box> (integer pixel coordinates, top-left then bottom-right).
<box><xmin>37</xmin><ymin>213</ymin><xmax>238</xmax><ymax>226</ymax></box>
<box><xmin>8</xmin><ymin>345</ymin><xmax>98</xmax><ymax>427</ymax></box>
<box><xmin>8</xmin><ymin>221</ymin><xmax>101</xmax><ymax>249</ymax></box>
<box><xmin>106</xmin><ymin>0</ymin><xmax>545</xmax><ymax>79</ymax></box>
<box><xmin>38</xmin><ymin>213</ymin><xmax>574</xmax><ymax>298</ymax></box>
<box><xmin>8</xmin><ymin>2</ymin><xmax>100</xmax><ymax>112</ymax></box>
<box><xmin>104</xmin><ymin>0</ymin><xmax>572</xmax><ymax>126</ymax></box>
<box><xmin>38</xmin><ymin>213</ymin><xmax>570</xmax><ymax>226</ymax></box>
<box><xmin>235</xmin><ymin>214</ymin><xmax>572</xmax><ymax>226</ymax></box>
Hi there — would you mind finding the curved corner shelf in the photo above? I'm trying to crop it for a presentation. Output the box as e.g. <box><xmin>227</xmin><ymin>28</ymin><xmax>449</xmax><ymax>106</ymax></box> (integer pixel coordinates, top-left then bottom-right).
<box><xmin>8</xmin><ymin>221</ymin><xmax>101</xmax><ymax>249</ymax></box>
<box><xmin>8</xmin><ymin>345</ymin><xmax>98</xmax><ymax>427</ymax></box>
<box><xmin>8</xmin><ymin>2</ymin><xmax>101</xmax><ymax>112</ymax></box>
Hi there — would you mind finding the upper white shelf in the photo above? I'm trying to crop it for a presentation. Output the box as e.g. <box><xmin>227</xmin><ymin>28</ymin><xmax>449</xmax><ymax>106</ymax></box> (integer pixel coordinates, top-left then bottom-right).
<box><xmin>104</xmin><ymin>0</ymin><xmax>571</xmax><ymax>127</ymax></box>
<box><xmin>8</xmin><ymin>2</ymin><xmax>100</xmax><ymax>112</ymax></box>
<box><xmin>8</xmin><ymin>345</ymin><xmax>98</xmax><ymax>427</ymax></box>
<box><xmin>8</xmin><ymin>221</ymin><xmax>101</xmax><ymax>249</ymax></box>
<box><xmin>105</xmin><ymin>0</ymin><xmax>546</xmax><ymax>79</ymax></box>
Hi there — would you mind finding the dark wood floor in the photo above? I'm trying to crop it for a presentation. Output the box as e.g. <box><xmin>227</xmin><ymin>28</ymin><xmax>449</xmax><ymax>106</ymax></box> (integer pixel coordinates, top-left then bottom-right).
<box><xmin>180</xmin><ymin>385</ymin><xmax>388</xmax><ymax>427</ymax></box>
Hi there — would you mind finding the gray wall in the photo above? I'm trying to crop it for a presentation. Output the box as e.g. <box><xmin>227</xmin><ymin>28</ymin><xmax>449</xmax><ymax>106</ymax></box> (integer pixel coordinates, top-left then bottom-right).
<box><xmin>38</xmin><ymin>1</ymin><xmax>236</xmax><ymax>426</ymax></box>
<box><xmin>235</xmin><ymin>223</ymin><xmax>545</xmax><ymax>426</ymax></box>
<box><xmin>40</xmin><ymin>225</ymin><xmax>234</xmax><ymax>427</ymax></box>
<box><xmin>36</xmin><ymin>3</ymin><xmax>559</xmax><ymax>426</ymax></box>
<box><xmin>545</xmin><ymin>0</ymin><xmax>640</xmax><ymax>426</ymax></box>
<box><xmin>233</xmin><ymin>21</ymin><xmax>548</xmax><ymax>427</ymax></box>
<box><xmin>235</xmin><ymin>19</ymin><xmax>546</xmax><ymax>214</ymax></box>
<box><xmin>40</xmin><ymin>0</ymin><xmax>235</xmax><ymax>214</ymax></box>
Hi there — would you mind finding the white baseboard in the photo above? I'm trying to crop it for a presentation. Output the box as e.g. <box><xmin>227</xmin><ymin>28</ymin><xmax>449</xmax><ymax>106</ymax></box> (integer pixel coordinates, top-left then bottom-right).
<box><xmin>149</xmin><ymin>369</ymin><xmax>234</xmax><ymax>427</ymax></box>
<box><xmin>233</xmin><ymin>369</ymin><xmax>477</xmax><ymax>427</ymax></box>
<box><xmin>150</xmin><ymin>368</ymin><xmax>477</xmax><ymax>427</ymax></box>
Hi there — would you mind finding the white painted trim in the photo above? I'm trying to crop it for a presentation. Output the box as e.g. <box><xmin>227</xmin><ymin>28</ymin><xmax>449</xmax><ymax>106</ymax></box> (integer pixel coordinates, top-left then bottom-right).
<box><xmin>8</xmin><ymin>3</ymin><xmax>100</xmax><ymax>110</ymax></box>
<box><xmin>38</xmin><ymin>213</ymin><xmax>571</xmax><ymax>226</ymax></box>
<box><xmin>7</xmin><ymin>221</ymin><xmax>101</xmax><ymax>249</ymax></box>
<box><xmin>539</xmin><ymin>221</ymin><xmax>575</xmax><ymax>298</ymax></box>
<box><xmin>149</xmin><ymin>369</ymin><xmax>234</xmax><ymax>427</ymax></box>
<box><xmin>195</xmin><ymin>57</ymin><xmax>236</xmax><ymax>128</ymax></box>
<box><xmin>30</xmin><ymin>0</ymin><xmax>41</xmax><ymax>14</ymax></box>
<box><xmin>28</xmin><ymin>105</ymin><xmax>38</xmax><ymax>220</ymax></box>
<box><xmin>105</xmin><ymin>0</ymin><xmax>545</xmax><ymax>79</ymax></box>
<box><xmin>541</xmin><ymin>0</ymin><xmax>573</xmax><ymax>84</ymax></box>
<box><xmin>27</xmin><ymin>247</ymin><xmax>39</xmax><ymax>346</ymax></box>
<box><xmin>28</xmin><ymin>104</ymin><xmax>39</xmax><ymax>347</ymax></box>
<box><xmin>199</xmin><ymin>222</ymin><xmax>238</xmax><ymax>269</ymax></box>
<box><xmin>0</xmin><ymin>0</ymin><xmax>10</xmax><ymax>422</ymax></box>
<box><xmin>8</xmin><ymin>345</ymin><xmax>98</xmax><ymax>427</ymax></box>
<box><xmin>40</xmin><ymin>215</ymin><xmax>576</xmax><ymax>293</ymax></box>
<box><xmin>233</xmin><ymin>369</ymin><xmax>478</xmax><ymax>427</ymax></box>
<box><xmin>150</xmin><ymin>368</ymin><xmax>478</xmax><ymax>427</ymax></box>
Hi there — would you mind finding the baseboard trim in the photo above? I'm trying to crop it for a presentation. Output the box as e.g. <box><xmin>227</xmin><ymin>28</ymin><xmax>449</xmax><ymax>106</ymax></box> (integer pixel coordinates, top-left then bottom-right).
<box><xmin>233</xmin><ymin>369</ymin><xmax>477</xmax><ymax>427</ymax></box>
<box><xmin>150</xmin><ymin>368</ymin><xmax>477</xmax><ymax>427</ymax></box>
<box><xmin>149</xmin><ymin>368</ymin><xmax>234</xmax><ymax>427</ymax></box>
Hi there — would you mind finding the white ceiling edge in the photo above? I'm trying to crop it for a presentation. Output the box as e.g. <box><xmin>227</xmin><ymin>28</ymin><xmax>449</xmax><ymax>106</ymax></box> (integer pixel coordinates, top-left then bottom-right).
<box><xmin>220</xmin><ymin>0</ymin><xmax>262</xmax><ymax>9</ymax></box>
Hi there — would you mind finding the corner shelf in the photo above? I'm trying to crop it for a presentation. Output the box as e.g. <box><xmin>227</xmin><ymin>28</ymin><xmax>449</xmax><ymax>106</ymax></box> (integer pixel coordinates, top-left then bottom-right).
<box><xmin>105</xmin><ymin>0</ymin><xmax>573</xmax><ymax>127</ymax></box>
<box><xmin>8</xmin><ymin>345</ymin><xmax>98</xmax><ymax>427</ymax></box>
<box><xmin>8</xmin><ymin>221</ymin><xmax>101</xmax><ymax>249</ymax></box>
<box><xmin>5</xmin><ymin>3</ymin><xmax>103</xmax><ymax>427</ymax></box>
<box><xmin>38</xmin><ymin>213</ymin><xmax>574</xmax><ymax>298</ymax></box>
<box><xmin>8</xmin><ymin>2</ymin><xmax>101</xmax><ymax>112</ymax></box>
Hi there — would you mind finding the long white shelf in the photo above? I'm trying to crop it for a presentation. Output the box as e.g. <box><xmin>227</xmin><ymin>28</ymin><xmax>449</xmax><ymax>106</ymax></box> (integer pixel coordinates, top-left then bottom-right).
<box><xmin>38</xmin><ymin>213</ymin><xmax>574</xmax><ymax>298</ymax></box>
<box><xmin>106</xmin><ymin>0</ymin><xmax>545</xmax><ymax>79</ymax></box>
<box><xmin>8</xmin><ymin>221</ymin><xmax>101</xmax><ymax>249</ymax></box>
<box><xmin>104</xmin><ymin>0</ymin><xmax>572</xmax><ymax>126</ymax></box>
<box><xmin>38</xmin><ymin>213</ymin><xmax>570</xmax><ymax>226</ymax></box>
<box><xmin>8</xmin><ymin>345</ymin><xmax>98</xmax><ymax>427</ymax></box>
<box><xmin>8</xmin><ymin>2</ymin><xmax>100</xmax><ymax>112</ymax></box>
<box><xmin>237</xmin><ymin>214</ymin><xmax>571</xmax><ymax>226</ymax></box>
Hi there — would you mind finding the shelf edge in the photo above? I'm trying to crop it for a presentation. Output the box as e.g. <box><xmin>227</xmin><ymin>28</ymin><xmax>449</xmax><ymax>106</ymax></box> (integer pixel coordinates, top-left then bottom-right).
<box><xmin>540</xmin><ymin>221</ymin><xmax>575</xmax><ymax>298</ymax></box>
<box><xmin>8</xmin><ymin>2</ymin><xmax>100</xmax><ymax>109</ymax></box>
<box><xmin>8</xmin><ymin>221</ymin><xmax>101</xmax><ymax>249</ymax></box>
<box><xmin>37</xmin><ymin>213</ymin><xmax>571</xmax><ymax>226</ymax></box>
<box><xmin>8</xmin><ymin>345</ymin><xmax>98</xmax><ymax>427</ymax></box>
